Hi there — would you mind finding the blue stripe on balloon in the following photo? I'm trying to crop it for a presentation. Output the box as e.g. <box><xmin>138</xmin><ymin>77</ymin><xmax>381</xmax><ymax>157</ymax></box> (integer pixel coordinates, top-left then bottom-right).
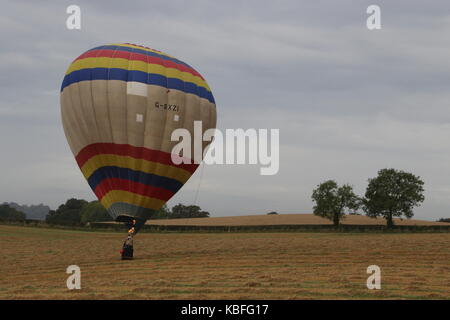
<box><xmin>87</xmin><ymin>166</ymin><xmax>184</xmax><ymax>194</ymax></box>
<box><xmin>61</xmin><ymin>68</ymin><xmax>215</xmax><ymax>104</ymax></box>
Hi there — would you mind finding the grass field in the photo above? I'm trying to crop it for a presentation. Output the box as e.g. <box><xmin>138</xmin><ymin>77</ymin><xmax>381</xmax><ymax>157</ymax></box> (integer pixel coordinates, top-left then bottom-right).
<box><xmin>0</xmin><ymin>225</ymin><xmax>449</xmax><ymax>299</ymax></box>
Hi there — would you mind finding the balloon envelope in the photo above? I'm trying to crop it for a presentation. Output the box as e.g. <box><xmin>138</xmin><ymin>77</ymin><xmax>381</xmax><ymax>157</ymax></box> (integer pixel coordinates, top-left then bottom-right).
<box><xmin>60</xmin><ymin>43</ymin><xmax>216</xmax><ymax>223</ymax></box>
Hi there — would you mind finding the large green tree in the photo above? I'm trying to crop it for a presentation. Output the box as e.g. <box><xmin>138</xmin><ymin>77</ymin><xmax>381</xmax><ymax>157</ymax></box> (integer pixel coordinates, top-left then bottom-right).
<box><xmin>46</xmin><ymin>198</ymin><xmax>88</xmax><ymax>226</ymax></box>
<box><xmin>80</xmin><ymin>201</ymin><xmax>112</xmax><ymax>224</ymax></box>
<box><xmin>311</xmin><ymin>180</ymin><xmax>360</xmax><ymax>227</ymax></box>
<box><xmin>363</xmin><ymin>168</ymin><xmax>425</xmax><ymax>228</ymax></box>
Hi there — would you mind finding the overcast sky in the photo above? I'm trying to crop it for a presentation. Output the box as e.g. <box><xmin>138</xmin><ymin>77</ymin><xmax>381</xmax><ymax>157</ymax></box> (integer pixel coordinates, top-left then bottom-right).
<box><xmin>1</xmin><ymin>0</ymin><xmax>450</xmax><ymax>220</ymax></box>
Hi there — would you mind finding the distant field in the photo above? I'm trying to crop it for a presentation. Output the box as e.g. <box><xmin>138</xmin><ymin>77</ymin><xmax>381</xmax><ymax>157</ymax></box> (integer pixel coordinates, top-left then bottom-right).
<box><xmin>145</xmin><ymin>214</ymin><xmax>448</xmax><ymax>226</ymax></box>
<box><xmin>0</xmin><ymin>225</ymin><xmax>449</xmax><ymax>299</ymax></box>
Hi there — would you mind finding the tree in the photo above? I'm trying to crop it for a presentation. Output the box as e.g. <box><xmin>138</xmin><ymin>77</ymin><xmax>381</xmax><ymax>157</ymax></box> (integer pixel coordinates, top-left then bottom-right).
<box><xmin>170</xmin><ymin>204</ymin><xmax>210</xmax><ymax>219</ymax></box>
<box><xmin>311</xmin><ymin>180</ymin><xmax>360</xmax><ymax>227</ymax></box>
<box><xmin>267</xmin><ymin>211</ymin><xmax>278</xmax><ymax>215</ymax></box>
<box><xmin>150</xmin><ymin>204</ymin><xmax>171</xmax><ymax>220</ymax></box>
<box><xmin>363</xmin><ymin>168</ymin><xmax>425</xmax><ymax>228</ymax></box>
<box><xmin>80</xmin><ymin>201</ymin><xmax>112</xmax><ymax>224</ymax></box>
<box><xmin>0</xmin><ymin>204</ymin><xmax>26</xmax><ymax>222</ymax></box>
<box><xmin>46</xmin><ymin>198</ymin><xmax>88</xmax><ymax>226</ymax></box>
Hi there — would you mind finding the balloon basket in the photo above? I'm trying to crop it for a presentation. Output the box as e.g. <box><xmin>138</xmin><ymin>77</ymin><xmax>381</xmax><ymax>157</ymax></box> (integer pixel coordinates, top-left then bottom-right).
<box><xmin>121</xmin><ymin>242</ymin><xmax>134</xmax><ymax>260</ymax></box>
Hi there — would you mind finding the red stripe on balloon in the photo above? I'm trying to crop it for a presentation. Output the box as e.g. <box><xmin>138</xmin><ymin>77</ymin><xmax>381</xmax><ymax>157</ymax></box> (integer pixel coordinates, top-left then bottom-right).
<box><xmin>75</xmin><ymin>49</ymin><xmax>204</xmax><ymax>80</ymax></box>
<box><xmin>94</xmin><ymin>178</ymin><xmax>174</xmax><ymax>201</ymax></box>
<box><xmin>76</xmin><ymin>143</ymin><xmax>198</xmax><ymax>174</ymax></box>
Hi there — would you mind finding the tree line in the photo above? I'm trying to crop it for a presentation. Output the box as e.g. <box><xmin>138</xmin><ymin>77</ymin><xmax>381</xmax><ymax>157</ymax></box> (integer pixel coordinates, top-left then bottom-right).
<box><xmin>44</xmin><ymin>200</ymin><xmax>210</xmax><ymax>226</ymax></box>
<box><xmin>0</xmin><ymin>199</ymin><xmax>210</xmax><ymax>226</ymax></box>
<box><xmin>151</xmin><ymin>204</ymin><xmax>211</xmax><ymax>220</ymax></box>
<box><xmin>312</xmin><ymin>168</ymin><xmax>425</xmax><ymax>228</ymax></box>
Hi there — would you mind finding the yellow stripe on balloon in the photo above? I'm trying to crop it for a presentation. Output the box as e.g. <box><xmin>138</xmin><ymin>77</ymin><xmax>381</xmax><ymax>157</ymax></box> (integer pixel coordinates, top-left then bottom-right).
<box><xmin>66</xmin><ymin>57</ymin><xmax>211</xmax><ymax>92</ymax></box>
<box><xmin>112</xmin><ymin>43</ymin><xmax>177</xmax><ymax>59</ymax></box>
<box><xmin>100</xmin><ymin>190</ymin><xmax>165</xmax><ymax>210</ymax></box>
<box><xmin>80</xmin><ymin>154</ymin><xmax>192</xmax><ymax>183</ymax></box>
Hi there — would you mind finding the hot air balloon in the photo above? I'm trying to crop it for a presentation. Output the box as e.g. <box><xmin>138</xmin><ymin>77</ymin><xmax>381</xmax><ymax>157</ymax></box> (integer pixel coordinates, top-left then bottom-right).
<box><xmin>60</xmin><ymin>43</ymin><xmax>216</xmax><ymax>259</ymax></box>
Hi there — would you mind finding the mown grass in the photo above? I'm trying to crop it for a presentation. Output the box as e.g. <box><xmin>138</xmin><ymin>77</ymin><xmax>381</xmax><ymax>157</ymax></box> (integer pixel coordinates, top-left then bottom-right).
<box><xmin>0</xmin><ymin>225</ymin><xmax>448</xmax><ymax>299</ymax></box>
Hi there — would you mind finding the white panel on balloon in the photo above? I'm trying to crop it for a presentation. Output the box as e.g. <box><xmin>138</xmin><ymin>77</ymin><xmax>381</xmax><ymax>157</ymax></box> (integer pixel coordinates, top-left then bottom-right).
<box><xmin>127</xmin><ymin>82</ymin><xmax>148</xmax><ymax>97</ymax></box>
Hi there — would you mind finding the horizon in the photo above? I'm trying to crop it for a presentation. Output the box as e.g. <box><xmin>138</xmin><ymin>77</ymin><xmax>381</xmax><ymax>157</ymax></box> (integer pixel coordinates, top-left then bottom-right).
<box><xmin>3</xmin><ymin>200</ymin><xmax>447</xmax><ymax>223</ymax></box>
